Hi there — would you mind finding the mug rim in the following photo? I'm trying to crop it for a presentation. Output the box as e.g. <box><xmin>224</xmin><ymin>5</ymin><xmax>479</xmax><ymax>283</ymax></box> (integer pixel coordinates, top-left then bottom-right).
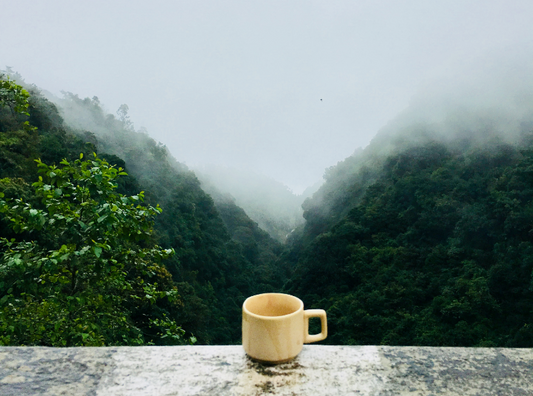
<box><xmin>243</xmin><ymin>292</ymin><xmax>303</xmax><ymax>320</ymax></box>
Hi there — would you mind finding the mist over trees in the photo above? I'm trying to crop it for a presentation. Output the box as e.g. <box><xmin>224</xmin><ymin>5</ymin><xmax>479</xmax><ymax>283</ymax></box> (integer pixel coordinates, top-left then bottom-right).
<box><xmin>1</xmin><ymin>46</ymin><xmax>533</xmax><ymax>348</ymax></box>
<box><xmin>195</xmin><ymin>165</ymin><xmax>305</xmax><ymax>243</ymax></box>
<box><xmin>282</xmin><ymin>50</ymin><xmax>533</xmax><ymax>347</ymax></box>
<box><xmin>0</xmin><ymin>70</ymin><xmax>285</xmax><ymax>345</ymax></box>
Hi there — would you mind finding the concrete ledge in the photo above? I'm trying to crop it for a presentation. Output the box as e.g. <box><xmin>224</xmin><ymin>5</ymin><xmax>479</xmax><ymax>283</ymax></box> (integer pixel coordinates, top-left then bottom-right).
<box><xmin>1</xmin><ymin>345</ymin><xmax>532</xmax><ymax>395</ymax></box>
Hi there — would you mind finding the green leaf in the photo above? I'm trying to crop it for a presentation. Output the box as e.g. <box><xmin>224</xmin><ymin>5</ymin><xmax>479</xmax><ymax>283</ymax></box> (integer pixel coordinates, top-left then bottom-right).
<box><xmin>94</xmin><ymin>246</ymin><xmax>102</xmax><ymax>258</ymax></box>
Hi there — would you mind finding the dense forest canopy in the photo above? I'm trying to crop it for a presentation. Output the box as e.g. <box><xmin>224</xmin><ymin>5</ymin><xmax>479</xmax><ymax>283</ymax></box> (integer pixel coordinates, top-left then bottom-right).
<box><xmin>1</xmin><ymin>66</ymin><xmax>532</xmax><ymax>348</ymax></box>
<box><xmin>288</xmin><ymin>140</ymin><xmax>533</xmax><ymax>346</ymax></box>
<box><xmin>282</xmin><ymin>61</ymin><xmax>533</xmax><ymax>346</ymax></box>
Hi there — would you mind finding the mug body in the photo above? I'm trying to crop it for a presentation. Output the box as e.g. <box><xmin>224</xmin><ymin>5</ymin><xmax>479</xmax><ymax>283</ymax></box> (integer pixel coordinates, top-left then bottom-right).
<box><xmin>242</xmin><ymin>293</ymin><xmax>304</xmax><ymax>363</ymax></box>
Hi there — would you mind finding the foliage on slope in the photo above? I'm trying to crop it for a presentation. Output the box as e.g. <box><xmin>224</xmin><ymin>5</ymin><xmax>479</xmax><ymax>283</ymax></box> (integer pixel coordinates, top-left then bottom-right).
<box><xmin>205</xmin><ymin>188</ymin><xmax>286</xmax><ymax>291</ymax></box>
<box><xmin>287</xmin><ymin>63</ymin><xmax>533</xmax><ymax>347</ymax></box>
<box><xmin>0</xmin><ymin>75</ymin><xmax>187</xmax><ymax>346</ymax></box>
<box><xmin>51</xmin><ymin>92</ymin><xmax>285</xmax><ymax>343</ymax></box>
<box><xmin>0</xmin><ymin>71</ymin><xmax>282</xmax><ymax>345</ymax></box>
<box><xmin>287</xmin><ymin>139</ymin><xmax>533</xmax><ymax>347</ymax></box>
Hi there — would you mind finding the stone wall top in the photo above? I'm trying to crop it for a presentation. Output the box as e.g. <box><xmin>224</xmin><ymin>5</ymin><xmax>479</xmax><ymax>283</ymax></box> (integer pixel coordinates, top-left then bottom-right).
<box><xmin>1</xmin><ymin>345</ymin><xmax>532</xmax><ymax>395</ymax></box>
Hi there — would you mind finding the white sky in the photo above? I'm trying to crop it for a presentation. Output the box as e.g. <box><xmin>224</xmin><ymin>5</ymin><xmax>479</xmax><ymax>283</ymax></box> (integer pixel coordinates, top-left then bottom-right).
<box><xmin>2</xmin><ymin>0</ymin><xmax>532</xmax><ymax>193</ymax></box>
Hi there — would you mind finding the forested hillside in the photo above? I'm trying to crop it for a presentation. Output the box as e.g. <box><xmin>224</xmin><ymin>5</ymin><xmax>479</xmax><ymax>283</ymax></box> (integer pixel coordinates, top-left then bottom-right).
<box><xmin>0</xmin><ymin>71</ymin><xmax>283</xmax><ymax>346</ymax></box>
<box><xmin>283</xmin><ymin>71</ymin><xmax>533</xmax><ymax>347</ymax></box>
<box><xmin>2</xmin><ymin>67</ymin><xmax>532</xmax><ymax>348</ymax></box>
<box><xmin>49</xmin><ymin>89</ymin><xmax>286</xmax><ymax>343</ymax></box>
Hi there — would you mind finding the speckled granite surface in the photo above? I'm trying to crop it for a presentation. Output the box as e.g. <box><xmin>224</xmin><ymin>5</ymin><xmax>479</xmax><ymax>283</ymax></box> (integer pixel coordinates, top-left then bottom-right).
<box><xmin>1</xmin><ymin>345</ymin><xmax>532</xmax><ymax>395</ymax></box>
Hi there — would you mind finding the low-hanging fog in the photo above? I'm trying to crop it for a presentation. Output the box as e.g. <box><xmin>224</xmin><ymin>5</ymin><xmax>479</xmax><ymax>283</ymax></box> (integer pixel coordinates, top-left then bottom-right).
<box><xmin>370</xmin><ymin>44</ymin><xmax>533</xmax><ymax>156</ymax></box>
<box><xmin>2</xmin><ymin>0</ymin><xmax>533</xmax><ymax>193</ymax></box>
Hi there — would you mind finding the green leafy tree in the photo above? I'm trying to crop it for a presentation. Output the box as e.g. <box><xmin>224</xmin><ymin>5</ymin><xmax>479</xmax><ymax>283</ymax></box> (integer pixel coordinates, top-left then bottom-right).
<box><xmin>0</xmin><ymin>75</ymin><xmax>39</xmax><ymax>178</ymax></box>
<box><xmin>0</xmin><ymin>154</ymin><xmax>191</xmax><ymax>346</ymax></box>
<box><xmin>0</xmin><ymin>76</ymin><xmax>31</xmax><ymax>116</ymax></box>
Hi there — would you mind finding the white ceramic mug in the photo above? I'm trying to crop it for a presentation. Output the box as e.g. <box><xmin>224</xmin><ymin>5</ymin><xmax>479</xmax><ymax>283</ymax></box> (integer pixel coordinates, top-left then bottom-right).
<box><xmin>242</xmin><ymin>293</ymin><xmax>327</xmax><ymax>363</ymax></box>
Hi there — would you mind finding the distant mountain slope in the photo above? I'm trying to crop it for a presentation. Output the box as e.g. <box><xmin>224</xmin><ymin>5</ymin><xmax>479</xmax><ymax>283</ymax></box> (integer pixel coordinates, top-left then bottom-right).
<box><xmin>195</xmin><ymin>165</ymin><xmax>305</xmax><ymax>243</ymax></box>
<box><xmin>284</xmin><ymin>51</ymin><xmax>533</xmax><ymax>347</ymax></box>
<box><xmin>300</xmin><ymin>49</ymin><xmax>533</xmax><ymax>246</ymax></box>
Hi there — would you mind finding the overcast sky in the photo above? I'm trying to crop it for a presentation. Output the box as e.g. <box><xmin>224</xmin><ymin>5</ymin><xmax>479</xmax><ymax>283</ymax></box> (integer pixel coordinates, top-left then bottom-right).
<box><xmin>2</xmin><ymin>1</ymin><xmax>532</xmax><ymax>193</ymax></box>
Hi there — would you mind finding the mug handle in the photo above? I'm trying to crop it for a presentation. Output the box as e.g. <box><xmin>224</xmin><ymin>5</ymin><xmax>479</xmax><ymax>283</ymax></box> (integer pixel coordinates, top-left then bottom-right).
<box><xmin>304</xmin><ymin>309</ymin><xmax>327</xmax><ymax>343</ymax></box>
